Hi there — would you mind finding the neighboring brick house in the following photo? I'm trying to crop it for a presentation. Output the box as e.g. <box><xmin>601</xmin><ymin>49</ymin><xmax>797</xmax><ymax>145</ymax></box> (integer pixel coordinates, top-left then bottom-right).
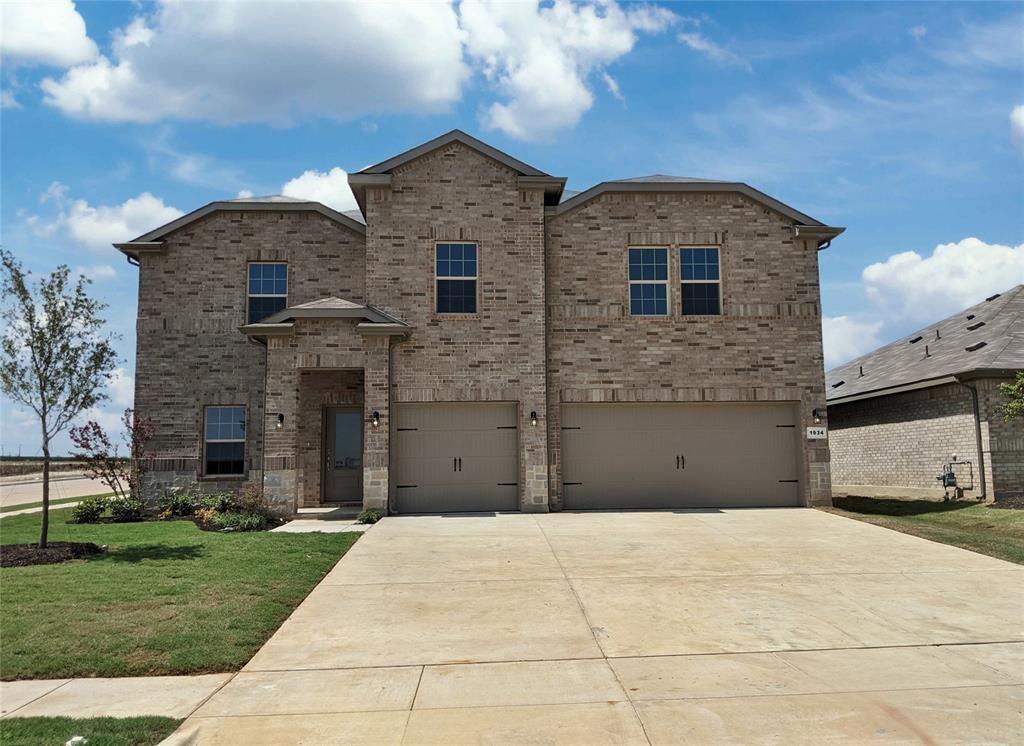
<box><xmin>116</xmin><ymin>130</ymin><xmax>844</xmax><ymax>514</ymax></box>
<box><xmin>826</xmin><ymin>286</ymin><xmax>1024</xmax><ymax>501</ymax></box>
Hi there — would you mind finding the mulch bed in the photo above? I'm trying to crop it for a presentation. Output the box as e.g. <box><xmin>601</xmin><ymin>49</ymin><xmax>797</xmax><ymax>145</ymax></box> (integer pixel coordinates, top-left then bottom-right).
<box><xmin>1</xmin><ymin>542</ymin><xmax>105</xmax><ymax>568</ymax></box>
<box><xmin>989</xmin><ymin>495</ymin><xmax>1024</xmax><ymax>510</ymax></box>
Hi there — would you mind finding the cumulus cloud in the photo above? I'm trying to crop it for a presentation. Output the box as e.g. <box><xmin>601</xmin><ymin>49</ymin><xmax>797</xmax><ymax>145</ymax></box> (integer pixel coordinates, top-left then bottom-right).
<box><xmin>462</xmin><ymin>0</ymin><xmax>676</xmax><ymax>140</ymax></box>
<box><xmin>0</xmin><ymin>0</ymin><xmax>97</xmax><ymax>67</ymax></box>
<box><xmin>281</xmin><ymin>168</ymin><xmax>357</xmax><ymax>212</ymax></box>
<box><xmin>821</xmin><ymin>316</ymin><xmax>884</xmax><ymax>368</ymax></box>
<box><xmin>40</xmin><ymin>1</ymin><xmax>468</xmax><ymax>126</ymax></box>
<box><xmin>106</xmin><ymin>368</ymin><xmax>135</xmax><ymax>408</ymax></box>
<box><xmin>30</xmin><ymin>184</ymin><xmax>183</xmax><ymax>251</ymax></box>
<box><xmin>1011</xmin><ymin>105</ymin><xmax>1024</xmax><ymax>153</ymax></box>
<box><xmin>862</xmin><ymin>237</ymin><xmax>1024</xmax><ymax>323</ymax></box>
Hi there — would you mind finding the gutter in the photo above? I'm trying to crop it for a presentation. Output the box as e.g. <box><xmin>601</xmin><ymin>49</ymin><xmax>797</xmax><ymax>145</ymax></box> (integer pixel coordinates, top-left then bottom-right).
<box><xmin>954</xmin><ymin>376</ymin><xmax>988</xmax><ymax>500</ymax></box>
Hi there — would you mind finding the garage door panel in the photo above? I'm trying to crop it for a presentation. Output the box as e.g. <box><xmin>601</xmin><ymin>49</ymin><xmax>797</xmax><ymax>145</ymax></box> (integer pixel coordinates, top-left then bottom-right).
<box><xmin>394</xmin><ymin>403</ymin><xmax>518</xmax><ymax>514</ymax></box>
<box><xmin>561</xmin><ymin>402</ymin><xmax>800</xmax><ymax>510</ymax></box>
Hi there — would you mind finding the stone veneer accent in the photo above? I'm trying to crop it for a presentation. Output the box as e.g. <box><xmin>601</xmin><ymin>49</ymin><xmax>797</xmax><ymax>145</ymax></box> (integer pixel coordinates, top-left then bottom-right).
<box><xmin>829</xmin><ymin>377</ymin><xmax>1022</xmax><ymax>500</ymax></box>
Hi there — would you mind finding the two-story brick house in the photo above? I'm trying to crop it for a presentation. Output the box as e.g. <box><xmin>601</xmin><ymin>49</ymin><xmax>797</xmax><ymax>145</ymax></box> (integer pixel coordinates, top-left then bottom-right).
<box><xmin>116</xmin><ymin>130</ymin><xmax>843</xmax><ymax>514</ymax></box>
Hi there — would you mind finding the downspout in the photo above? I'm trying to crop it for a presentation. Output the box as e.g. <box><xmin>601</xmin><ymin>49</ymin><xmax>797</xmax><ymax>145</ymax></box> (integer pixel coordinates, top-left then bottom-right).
<box><xmin>955</xmin><ymin>376</ymin><xmax>987</xmax><ymax>500</ymax></box>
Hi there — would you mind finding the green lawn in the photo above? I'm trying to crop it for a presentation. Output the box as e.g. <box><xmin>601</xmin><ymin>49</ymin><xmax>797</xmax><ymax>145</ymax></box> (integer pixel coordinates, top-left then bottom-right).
<box><xmin>0</xmin><ymin>494</ymin><xmax>109</xmax><ymax>514</ymax></box>
<box><xmin>822</xmin><ymin>497</ymin><xmax>1024</xmax><ymax>565</ymax></box>
<box><xmin>0</xmin><ymin>508</ymin><xmax>359</xmax><ymax>680</ymax></box>
<box><xmin>0</xmin><ymin>716</ymin><xmax>180</xmax><ymax>746</ymax></box>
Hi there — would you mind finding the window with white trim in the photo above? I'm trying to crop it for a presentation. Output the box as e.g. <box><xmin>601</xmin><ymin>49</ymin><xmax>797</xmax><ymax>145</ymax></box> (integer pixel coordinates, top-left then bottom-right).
<box><xmin>680</xmin><ymin>248</ymin><xmax>721</xmax><ymax>315</ymax></box>
<box><xmin>204</xmin><ymin>406</ymin><xmax>246</xmax><ymax>476</ymax></box>
<box><xmin>628</xmin><ymin>247</ymin><xmax>668</xmax><ymax>316</ymax></box>
<box><xmin>247</xmin><ymin>263</ymin><xmax>287</xmax><ymax>323</ymax></box>
<box><xmin>436</xmin><ymin>243</ymin><xmax>477</xmax><ymax>314</ymax></box>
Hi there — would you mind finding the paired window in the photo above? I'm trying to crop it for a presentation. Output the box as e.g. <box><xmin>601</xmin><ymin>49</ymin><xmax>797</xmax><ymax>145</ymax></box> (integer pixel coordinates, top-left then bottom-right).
<box><xmin>680</xmin><ymin>248</ymin><xmax>721</xmax><ymax>315</ymax></box>
<box><xmin>436</xmin><ymin>243</ymin><xmax>477</xmax><ymax>314</ymax></box>
<box><xmin>204</xmin><ymin>406</ymin><xmax>246</xmax><ymax>476</ymax></box>
<box><xmin>628</xmin><ymin>247</ymin><xmax>668</xmax><ymax>316</ymax></box>
<box><xmin>248</xmin><ymin>263</ymin><xmax>287</xmax><ymax>323</ymax></box>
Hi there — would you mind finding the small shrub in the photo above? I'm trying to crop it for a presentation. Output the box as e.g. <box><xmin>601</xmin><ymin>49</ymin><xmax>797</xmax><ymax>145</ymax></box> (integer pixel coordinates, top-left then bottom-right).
<box><xmin>108</xmin><ymin>495</ymin><xmax>144</xmax><ymax>522</ymax></box>
<box><xmin>159</xmin><ymin>491</ymin><xmax>197</xmax><ymax>516</ymax></box>
<box><xmin>198</xmin><ymin>493</ymin><xmax>235</xmax><ymax>513</ymax></box>
<box><xmin>234</xmin><ymin>484</ymin><xmax>271</xmax><ymax>518</ymax></box>
<box><xmin>210</xmin><ymin>510</ymin><xmax>268</xmax><ymax>532</ymax></box>
<box><xmin>71</xmin><ymin>495</ymin><xmax>108</xmax><ymax>523</ymax></box>
<box><xmin>356</xmin><ymin>508</ymin><xmax>382</xmax><ymax>524</ymax></box>
<box><xmin>194</xmin><ymin>507</ymin><xmax>218</xmax><ymax>524</ymax></box>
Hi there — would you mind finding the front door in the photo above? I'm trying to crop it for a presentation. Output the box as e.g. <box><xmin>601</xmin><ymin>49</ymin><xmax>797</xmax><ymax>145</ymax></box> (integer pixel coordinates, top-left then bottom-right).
<box><xmin>323</xmin><ymin>407</ymin><xmax>363</xmax><ymax>503</ymax></box>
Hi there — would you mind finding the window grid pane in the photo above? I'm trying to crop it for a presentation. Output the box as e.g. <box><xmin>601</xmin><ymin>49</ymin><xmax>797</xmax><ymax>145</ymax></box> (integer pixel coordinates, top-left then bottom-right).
<box><xmin>436</xmin><ymin>244</ymin><xmax>478</xmax><ymax>313</ymax></box>
<box><xmin>629</xmin><ymin>283</ymin><xmax>667</xmax><ymax>316</ymax></box>
<box><xmin>205</xmin><ymin>406</ymin><xmax>246</xmax><ymax>441</ymax></box>
<box><xmin>437</xmin><ymin>279</ymin><xmax>477</xmax><ymax>314</ymax></box>
<box><xmin>205</xmin><ymin>407</ymin><xmax>245</xmax><ymax>476</ymax></box>
<box><xmin>436</xmin><ymin>243</ymin><xmax>477</xmax><ymax>279</ymax></box>
<box><xmin>628</xmin><ymin>247</ymin><xmax>667</xmax><ymax>281</ymax></box>
<box><xmin>681</xmin><ymin>283</ymin><xmax>721</xmax><ymax>315</ymax></box>
<box><xmin>628</xmin><ymin>247</ymin><xmax>668</xmax><ymax>316</ymax></box>
<box><xmin>248</xmin><ymin>263</ymin><xmax>288</xmax><ymax>296</ymax></box>
<box><xmin>680</xmin><ymin>248</ymin><xmax>719</xmax><ymax>282</ymax></box>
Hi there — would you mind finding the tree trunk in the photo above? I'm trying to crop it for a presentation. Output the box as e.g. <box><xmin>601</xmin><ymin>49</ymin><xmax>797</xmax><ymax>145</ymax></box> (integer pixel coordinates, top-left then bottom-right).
<box><xmin>40</xmin><ymin>437</ymin><xmax>50</xmax><ymax>549</ymax></box>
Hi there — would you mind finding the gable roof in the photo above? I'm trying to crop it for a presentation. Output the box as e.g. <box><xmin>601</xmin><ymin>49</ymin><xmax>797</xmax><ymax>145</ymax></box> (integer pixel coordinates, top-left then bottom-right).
<box><xmin>550</xmin><ymin>175</ymin><xmax>842</xmax><ymax>239</ymax></box>
<box><xmin>826</xmin><ymin>285</ymin><xmax>1024</xmax><ymax>404</ymax></box>
<box><xmin>239</xmin><ymin>297</ymin><xmax>411</xmax><ymax>341</ymax></box>
<box><xmin>113</xmin><ymin>198</ymin><xmax>366</xmax><ymax>259</ymax></box>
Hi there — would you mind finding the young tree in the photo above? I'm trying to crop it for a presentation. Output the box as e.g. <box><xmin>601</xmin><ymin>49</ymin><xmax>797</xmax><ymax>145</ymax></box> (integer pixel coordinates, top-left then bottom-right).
<box><xmin>999</xmin><ymin>371</ymin><xmax>1024</xmax><ymax>421</ymax></box>
<box><xmin>0</xmin><ymin>250</ymin><xmax>118</xmax><ymax>548</ymax></box>
<box><xmin>71</xmin><ymin>408</ymin><xmax>155</xmax><ymax>502</ymax></box>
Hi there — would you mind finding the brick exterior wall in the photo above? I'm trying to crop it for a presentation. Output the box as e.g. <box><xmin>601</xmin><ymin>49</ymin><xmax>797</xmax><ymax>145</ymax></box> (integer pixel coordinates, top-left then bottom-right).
<box><xmin>828</xmin><ymin>377</ymin><xmax>1023</xmax><ymax>500</ymax></box>
<box><xmin>545</xmin><ymin>191</ymin><xmax>832</xmax><ymax>508</ymax></box>
<box><xmin>363</xmin><ymin>142</ymin><xmax>550</xmax><ymax>511</ymax></box>
<box><xmin>131</xmin><ymin>140</ymin><xmax>835</xmax><ymax>513</ymax></box>
<box><xmin>133</xmin><ymin>210</ymin><xmax>365</xmax><ymax>505</ymax></box>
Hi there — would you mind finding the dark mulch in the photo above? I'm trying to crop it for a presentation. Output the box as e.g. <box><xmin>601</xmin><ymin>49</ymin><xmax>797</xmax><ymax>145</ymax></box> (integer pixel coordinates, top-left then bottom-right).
<box><xmin>1</xmin><ymin>542</ymin><xmax>105</xmax><ymax>568</ymax></box>
<box><xmin>990</xmin><ymin>495</ymin><xmax>1024</xmax><ymax>510</ymax></box>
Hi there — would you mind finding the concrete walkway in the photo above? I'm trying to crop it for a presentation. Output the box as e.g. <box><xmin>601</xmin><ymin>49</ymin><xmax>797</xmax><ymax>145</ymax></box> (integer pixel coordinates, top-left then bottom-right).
<box><xmin>160</xmin><ymin>508</ymin><xmax>1023</xmax><ymax>745</ymax></box>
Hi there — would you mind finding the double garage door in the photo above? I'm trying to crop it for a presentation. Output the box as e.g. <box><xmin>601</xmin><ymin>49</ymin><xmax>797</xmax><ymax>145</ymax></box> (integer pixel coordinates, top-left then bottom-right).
<box><xmin>393</xmin><ymin>403</ymin><xmax>518</xmax><ymax>514</ymax></box>
<box><xmin>561</xmin><ymin>402</ymin><xmax>801</xmax><ymax>510</ymax></box>
<box><xmin>392</xmin><ymin>401</ymin><xmax>801</xmax><ymax>513</ymax></box>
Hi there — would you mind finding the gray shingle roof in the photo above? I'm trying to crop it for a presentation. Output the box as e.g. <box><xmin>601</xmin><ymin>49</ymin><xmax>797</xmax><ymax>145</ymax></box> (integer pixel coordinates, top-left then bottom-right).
<box><xmin>607</xmin><ymin>175</ymin><xmax>729</xmax><ymax>184</ymax></box>
<box><xmin>826</xmin><ymin>285</ymin><xmax>1024</xmax><ymax>403</ymax></box>
<box><xmin>227</xmin><ymin>195</ymin><xmax>311</xmax><ymax>203</ymax></box>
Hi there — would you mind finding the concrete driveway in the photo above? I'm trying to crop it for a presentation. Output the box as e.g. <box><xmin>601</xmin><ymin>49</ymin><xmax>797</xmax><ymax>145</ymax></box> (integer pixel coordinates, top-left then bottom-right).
<box><xmin>166</xmin><ymin>508</ymin><xmax>1023</xmax><ymax>745</ymax></box>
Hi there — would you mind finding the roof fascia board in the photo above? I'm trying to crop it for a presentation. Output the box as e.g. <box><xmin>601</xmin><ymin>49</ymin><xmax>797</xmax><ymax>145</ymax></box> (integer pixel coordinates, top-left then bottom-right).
<box><xmin>356</xmin><ymin>130</ymin><xmax>548</xmax><ymax>177</ymax></box>
<box><xmin>356</xmin><ymin>322</ymin><xmax>413</xmax><ymax>337</ymax></box>
<box><xmin>114</xmin><ymin>242</ymin><xmax>166</xmax><ymax>259</ymax></box>
<box><xmin>239</xmin><ymin>322</ymin><xmax>294</xmax><ymax>337</ymax></box>
<box><xmin>549</xmin><ymin>181</ymin><xmax>828</xmax><ymax>227</ymax></box>
<box><xmin>826</xmin><ymin>375</ymin><xmax>960</xmax><ymax>406</ymax></box>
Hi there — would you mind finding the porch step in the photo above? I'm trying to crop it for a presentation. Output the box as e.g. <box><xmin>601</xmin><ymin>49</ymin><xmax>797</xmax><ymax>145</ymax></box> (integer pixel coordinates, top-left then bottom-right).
<box><xmin>296</xmin><ymin>505</ymin><xmax>363</xmax><ymax>521</ymax></box>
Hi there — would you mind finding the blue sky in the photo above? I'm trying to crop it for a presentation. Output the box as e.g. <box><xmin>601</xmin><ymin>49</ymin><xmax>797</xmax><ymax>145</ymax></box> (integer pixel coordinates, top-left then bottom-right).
<box><xmin>2</xmin><ymin>0</ymin><xmax>1022</xmax><ymax>455</ymax></box>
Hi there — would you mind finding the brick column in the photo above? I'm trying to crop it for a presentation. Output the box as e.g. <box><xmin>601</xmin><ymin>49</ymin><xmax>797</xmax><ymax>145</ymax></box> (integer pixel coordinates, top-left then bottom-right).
<box><xmin>262</xmin><ymin>336</ymin><xmax>299</xmax><ymax>514</ymax></box>
<box><xmin>361</xmin><ymin>335</ymin><xmax>390</xmax><ymax>511</ymax></box>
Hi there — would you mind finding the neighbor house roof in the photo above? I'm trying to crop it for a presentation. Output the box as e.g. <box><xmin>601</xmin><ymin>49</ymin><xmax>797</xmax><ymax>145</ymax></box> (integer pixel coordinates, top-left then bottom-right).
<box><xmin>113</xmin><ymin>198</ymin><xmax>367</xmax><ymax>259</ymax></box>
<box><xmin>239</xmin><ymin>297</ymin><xmax>411</xmax><ymax>341</ymax></box>
<box><xmin>826</xmin><ymin>285</ymin><xmax>1024</xmax><ymax>405</ymax></box>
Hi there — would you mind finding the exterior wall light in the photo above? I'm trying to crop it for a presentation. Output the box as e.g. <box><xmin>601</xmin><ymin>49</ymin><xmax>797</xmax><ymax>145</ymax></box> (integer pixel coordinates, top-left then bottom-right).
<box><xmin>530</xmin><ymin>411</ymin><xmax>538</xmax><ymax>427</ymax></box>
<box><xmin>371</xmin><ymin>411</ymin><xmax>381</xmax><ymax>427</ymax></box>
<box><xmin>276</xmin><ymin>413</ymin><xmax>284</xmax><ymax>429</ymax></box>
<box><xmin>812</xmin><ymin>408</ymin><xmax>824</xmax><ymax>425</ymax></box>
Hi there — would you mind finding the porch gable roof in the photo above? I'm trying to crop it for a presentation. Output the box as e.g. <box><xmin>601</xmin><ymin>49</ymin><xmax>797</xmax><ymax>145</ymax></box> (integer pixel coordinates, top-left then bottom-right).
<box><xmin>240</xmin><ymin>297</ymin><xmax>411</xmax><ymax>340</ymax></box>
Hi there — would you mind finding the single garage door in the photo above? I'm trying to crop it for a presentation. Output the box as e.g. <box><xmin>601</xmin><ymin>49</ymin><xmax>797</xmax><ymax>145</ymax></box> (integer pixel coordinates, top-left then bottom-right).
<box><xmin>561</xmin><ymin>402</ymin><xmax>800</xmax><ymax>510</ymax></box>
<box><xmin>393</xmin><ymin>402</ymin><xmax>519</xmax><ymax>513</ymax></box>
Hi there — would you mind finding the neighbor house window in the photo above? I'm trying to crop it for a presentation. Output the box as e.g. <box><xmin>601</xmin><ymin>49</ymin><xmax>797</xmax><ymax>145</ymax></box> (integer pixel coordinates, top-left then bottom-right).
<box><xmin>680</xmin><ymin>248</ymin><xmax>721</xmax><ymax>315</ymax></box>
<box><xmin>204</xmin><ymin>406</ymin><xmax>246</xmax><ymax>476</ymax></box>
<box><xmin>248</xmin><ymin>263</ymin><xmax>287</xmax><ymax>322</ymax></box>
<box><xmin>628</xmin><ymin>247</ymin><xmax>668</xmax><ymax>316</ymax></box>
<box><xmin>436</xmin><ymin>243</ymin><xmax>477</xmax><ymax>314</ymax></box>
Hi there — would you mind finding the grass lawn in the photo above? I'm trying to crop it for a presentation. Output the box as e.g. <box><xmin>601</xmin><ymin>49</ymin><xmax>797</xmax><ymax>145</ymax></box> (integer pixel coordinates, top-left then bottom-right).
<box><xmin>0</xmin><ymin>716</ymin><xmax>180</xmax><ymax>746</ymax></box>
<box><xmin>822</xmin><ymin>496</ymin><xmax>1024</xmax><ymax>565</ymax></box>
<box><xmin>0</xmin><ymin>494</ymin><xmax>109</xmax><ymax>514</ymax></box>
<box><xmin>0</xmin><ymin>508</ymin><xmax>359</xmax><ymax>680</ymax></box>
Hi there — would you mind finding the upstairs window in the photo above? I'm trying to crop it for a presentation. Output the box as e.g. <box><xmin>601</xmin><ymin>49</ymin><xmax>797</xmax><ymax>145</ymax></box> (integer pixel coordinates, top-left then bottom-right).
<box><xmin>436</xmin><ymin>243</ymin><xmax>477</xmax><ymax>314</ymax></box>
<box><xmin>680</xmin><ymin>248</ymin><xmax>721</xmax><ymax>315</ymax></box>
<box><xmin>628</xmin><ymin>247</ymin><xmax>668</xmax><ymax>316</ymax></box>
<box><xmin>248</xmin><ymin>263</ymin><xmax>287</xmax><ymax>323</ymax></box>
<box><xmin>204</xmin><ymin>406</ymin><xmax>246</xmax><ymax>476</ymax></box>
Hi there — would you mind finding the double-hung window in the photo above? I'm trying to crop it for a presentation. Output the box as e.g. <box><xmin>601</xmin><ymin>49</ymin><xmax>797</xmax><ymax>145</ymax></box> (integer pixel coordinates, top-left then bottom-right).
<box><xmin>628</xmin><ymin>247</ymin><xmax>668</xmax><ymax>316</ymax></box>
<box><xmin>204</xmin><ymin>406</ymin><xmax>246</xmax><ymax>476</ymax></box>
<box><xmin>248</xmin><ymin>263</ymin><xmax>287</xmax><ymax>323</ymax></box>
<box><xmin>436</xmin><ymin>242</ymin><xmax>477</xmax><ymax>314</ymax></box>
<box><xmin>680</xmin><ymin>248</ymin><xmax>721</xmax><ymax>315</ymax></box>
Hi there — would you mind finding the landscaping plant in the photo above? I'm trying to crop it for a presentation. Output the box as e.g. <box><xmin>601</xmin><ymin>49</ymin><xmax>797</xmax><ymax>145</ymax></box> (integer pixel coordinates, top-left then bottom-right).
<box><xmin>999</xmin><ymin>371</ymin><xmax>1024</xmax><ymax>421</ymax></box>
<box><xmin>70</xmin><ymin>408</ymin><xmax>155</xmax><ymax>521</ymax></box>
<box><xmin>70</xmin><ymin>495</ymin><xmax>108</xmax><ymax>524</ymax></box>
<box><xmin>0</xmin><ymin>250</ymin><xmax>118</xmax><ymax>548</ymax></box>
<box><xmin>357</xmin><ymin>508</ymin><xmax>382</xmax><ymax>524</ymax></box>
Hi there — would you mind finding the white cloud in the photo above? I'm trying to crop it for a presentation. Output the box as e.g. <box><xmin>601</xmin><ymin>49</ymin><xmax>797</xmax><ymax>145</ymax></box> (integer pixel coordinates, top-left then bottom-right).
<box><xmin>462</xmin><ymin>0</ymin><xmax>676</xmax><ymax>140</ymax></box>
<box><xmin>31</xmin><ymin>185</ymin><xmax>183</xmax><ymax>251</ymax></box>
<box><xmin>677</xmin><ymin>31</ymin><xmax>750</xmax><ymax>71</ymax></box>
<box><xmin>601</xmin><ymin>71</ymin><xmax>624</xmax><ymax>102</ymax></box>
<box><xmin>862</xmin><ymin>237</ymin><xmax>1024</xmax><ymax>323</ymax></box>
<box><xmin>0</xmin><ymin>0</ymin><xmax>97</xmax><ymax>67</ymax></box>
<box><xmin>1011</xmin><ymin>104</ymin><xmax>1024</xmax><ymax>153</ymax></box>
<box><xmin>107</xmin><ymin>368</ymin><xmax>135</xmax><ymax>408</ymax></box>
<box><xmin>41</xmin><ymin>1</ymin><xmax>468</xmax><ymax>126</ymax></box>
<box><xmin>1</xmin><ymin>88</ymin><xmax>20</xmax><ymax>109</ymax></box>
<box><xmin>281</xmin><ymin>168</ymin><xmax>357</xmax><ymax>213</ymax></box>
<box><xmin>822</xmin><ymin>316</ymin><xmax>884</xmax><ymax>367</ymax></box>
<box><xmin>73</xmin><ymin>264</ymin><xmax>118</xmax><ymax>282</ymax></box>
<box><xmin>236</xmin><ymin>189</ymin><xmax>254</xmax><ymax>199</ymax></box>
<box><xmin>909</xmin><ymin>25</ymin><xmax>927</xmax><ymax>41</ymax></box>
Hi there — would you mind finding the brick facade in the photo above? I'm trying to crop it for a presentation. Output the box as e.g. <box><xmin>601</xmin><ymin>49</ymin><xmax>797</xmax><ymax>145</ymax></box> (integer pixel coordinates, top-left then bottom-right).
<box><xmin>829</xmin><ymin>377</ymin><xmax>1023</xmax><ymax>499</ymax></box>
<box><xmin>129</xmin><ymin>135</ymin><xmax>834</xmax><ymax>513</ymax></box>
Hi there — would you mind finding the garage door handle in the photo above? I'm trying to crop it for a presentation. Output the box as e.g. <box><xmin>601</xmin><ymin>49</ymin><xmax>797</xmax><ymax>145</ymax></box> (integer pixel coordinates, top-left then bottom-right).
<box><xmin>453</xmin><ymin>457</ymin><xmax>457</xmax><ymax>472</ymax></box>
<box><xmin>676</xmin><ymin>455</ymin><xmax>679</xmax><ymax>470</ymax></box>
<box><xmin>458</xmin><ymin>457</ymin><xmax>462</xmax><ymax>472</ymax></box>
<box><xmin>680</xmin><ymin>454</ymin><xmax>685</xmax><ymax>470</ymax></box>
